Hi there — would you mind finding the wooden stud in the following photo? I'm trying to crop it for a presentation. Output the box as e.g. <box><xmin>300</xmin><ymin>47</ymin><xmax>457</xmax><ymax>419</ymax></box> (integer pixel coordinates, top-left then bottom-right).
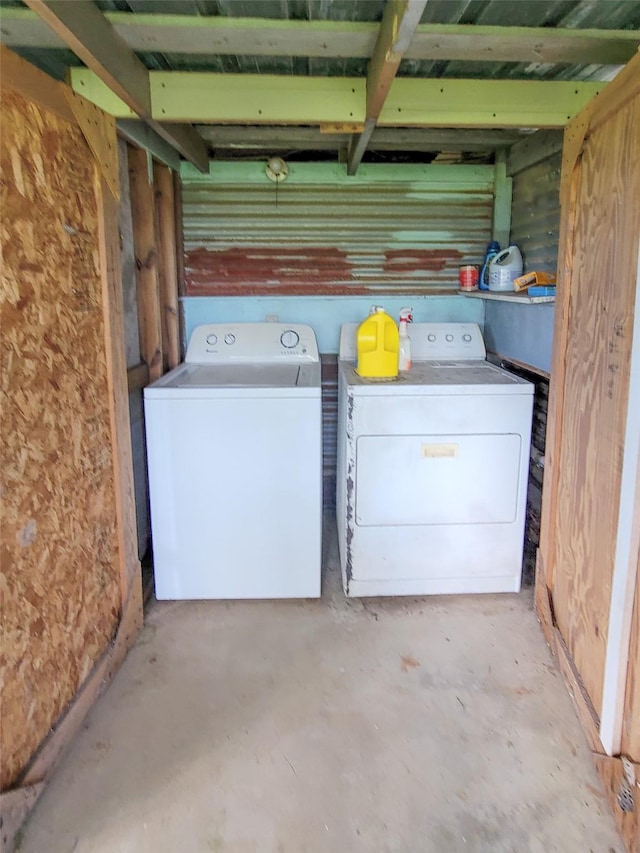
<box><xmin>3</xmin><ymin>9</ymin><xmax>638</xmax><ymax>66</ymax></box>
<box><xmin>128</xmin><ymin>144</ymin><xmax>163</xmax><ymax>384</ymax></box>
<box><xmin>153</xmin><ymin>162</ymin><xmax>180</xmax><ymax>371</ymax></box>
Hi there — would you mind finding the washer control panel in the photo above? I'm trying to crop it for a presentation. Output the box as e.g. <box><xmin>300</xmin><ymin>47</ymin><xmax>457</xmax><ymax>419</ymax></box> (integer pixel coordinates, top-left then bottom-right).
<box><xmin>186</xmin><ymin>323</ymin><xmax>319</xmax><ymax>364</ymax></box>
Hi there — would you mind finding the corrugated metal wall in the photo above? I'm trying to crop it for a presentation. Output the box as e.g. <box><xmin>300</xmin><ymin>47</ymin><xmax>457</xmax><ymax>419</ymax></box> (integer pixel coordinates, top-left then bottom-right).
<box><xmin>181</xmin><ymin>162</ymin><xmax>494</xmax><ymax>295</ymax></box>
<box><xmin>510</xmin><ymin>150</ymin><xmax>561</xmax><ymax>275</ymax></box>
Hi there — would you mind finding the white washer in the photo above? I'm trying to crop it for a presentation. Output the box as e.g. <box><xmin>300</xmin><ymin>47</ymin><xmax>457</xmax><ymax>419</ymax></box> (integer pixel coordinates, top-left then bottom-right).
<box><xmin>144</xmin><ymin>323</ymin><xmax>322</xmax><ymax>600</ymax></box>
<box><xmin>337</xmin><ymin>322</ymin><xmax>534</xmax><ymax>597</ymax></box>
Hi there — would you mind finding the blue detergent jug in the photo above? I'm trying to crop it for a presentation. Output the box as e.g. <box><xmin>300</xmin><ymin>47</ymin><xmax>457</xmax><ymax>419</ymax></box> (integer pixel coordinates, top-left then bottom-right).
<box><xmin>480</xmin><ymin>241</ymin><xmax>500</xmax><ymax>291</ymax></box>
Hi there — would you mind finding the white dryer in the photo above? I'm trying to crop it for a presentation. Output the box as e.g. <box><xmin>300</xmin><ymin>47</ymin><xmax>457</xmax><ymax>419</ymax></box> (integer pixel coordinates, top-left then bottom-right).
<box><xmin>336</xmin><ymin>323</ymin><xmax>533</xmax><ymax>597</ymax></box>
<box><xmin>144</xmin><ymin>323</ymin><xmax>322</xmax><ymax>600</ymax></box>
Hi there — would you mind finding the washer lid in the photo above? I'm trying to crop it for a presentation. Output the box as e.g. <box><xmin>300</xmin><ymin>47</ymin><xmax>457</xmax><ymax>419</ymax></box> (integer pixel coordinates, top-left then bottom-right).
<box><xmin>144</xmin><ymin>360</ymin><xmax>321</xmax><ymax>396</ymax></box>
<box><xmin>175</xmin><ymin>363</ymin><xmax>302</xmax><ymax>388</ymax></box>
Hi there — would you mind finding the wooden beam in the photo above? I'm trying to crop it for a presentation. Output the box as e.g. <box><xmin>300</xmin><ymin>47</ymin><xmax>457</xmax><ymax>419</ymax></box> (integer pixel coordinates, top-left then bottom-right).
<box><xmin>128</xmin><ymin>145</ymin><xmax>163</xmax><ymax>384</ymax></box>
<box><xmin>379</xmin><ymin>77</ymin><xmax>605</xmax><ymax>128</ymax></box>
<box><xmin>347</xmin><ymin>118</ymin><xmax>376</xmax><ymax>176</ymax></box>
<box><xmin>3</xmin><ymin>9</ymin><xmax>638</xmax><ymax>65</ymax></box>
<box><xmin>349</xmin><ymin>0</ymin><xmax>428</xmax><ymax>175</ymax></box>
<box><xmin>197</xmin><ymin>124</ymin><xmax>522</xmax><ymax>152</ymax></box>
<box><xmin>23</xmin><ymin>0</ymin><xmax>208</xmax><ymax>172</ymax></box>
<box><xmin>367</xmin><ymin>0</ymin><xmax>428</xmax><ymax>119</ymax></box>
<box><xmin>70</xmin><ymin>69</ymin><xmax>605</xmax><ymax>128</ymax></box>
<box><xmin>117</xmin><ymin>119</ymin><xmax>181</xmax><ymax>172</ymax></box>
<box><xmin>153</xmin><ymin>162</ymin><xmax>181</xmax><ymax>371</ymax></box>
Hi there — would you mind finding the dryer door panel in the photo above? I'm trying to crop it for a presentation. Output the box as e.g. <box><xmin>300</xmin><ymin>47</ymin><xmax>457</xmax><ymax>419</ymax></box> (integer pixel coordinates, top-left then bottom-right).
<box><xmin>355</xmin><ymin>433</ymin><xmax>521</xmax><ymax>526</ymax></box>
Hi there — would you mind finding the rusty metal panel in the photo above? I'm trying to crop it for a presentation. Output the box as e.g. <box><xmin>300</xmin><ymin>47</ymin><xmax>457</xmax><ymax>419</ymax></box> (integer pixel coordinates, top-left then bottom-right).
<box><xmin>182</xmin><ymin>165</ymin><xmax>494</xmax><ymax>295</ymax></box>
<box><xmin>510</xmin><ymin>150</ymin><xmax>561</xmax><ymax>275</ymax></box>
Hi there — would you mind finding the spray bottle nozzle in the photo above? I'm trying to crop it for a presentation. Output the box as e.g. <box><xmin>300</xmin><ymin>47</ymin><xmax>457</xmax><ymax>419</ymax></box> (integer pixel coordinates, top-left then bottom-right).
<box><xmin>399</xmin><ymin>307</ymin><xmax>413</xmax><ymax>323</ymax></box>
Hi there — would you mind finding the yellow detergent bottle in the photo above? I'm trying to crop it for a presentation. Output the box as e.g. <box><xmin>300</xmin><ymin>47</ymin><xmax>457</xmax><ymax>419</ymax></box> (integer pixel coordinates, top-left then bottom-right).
<box><xmin>356</xmin><ymin>306</ymin><xmax>400</xmax><ymax>378</ymax></box>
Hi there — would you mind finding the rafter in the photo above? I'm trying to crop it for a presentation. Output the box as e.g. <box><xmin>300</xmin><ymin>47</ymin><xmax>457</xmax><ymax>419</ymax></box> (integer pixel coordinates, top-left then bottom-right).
<box><xmin>2</xmin><ymin>9</ymin><xmax>638</xmax><ymax>65</ymax></box>
<box><xmin>23</xmin><ymin>0</ymin><xmax>208</xmax><ymax>172</ymax></box>
<box><xmin>348</xmin><ymin>0</ymin><xmax>428</xmax><ymax>176</ymax></box>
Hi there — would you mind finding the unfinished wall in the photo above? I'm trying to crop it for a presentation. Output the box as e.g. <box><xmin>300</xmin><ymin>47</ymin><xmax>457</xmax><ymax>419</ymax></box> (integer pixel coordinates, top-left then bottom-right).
<box><xmin>181</xmin><ymin>161</ymin><xmax>495</xmax><ymax>294</ymax></box>
<box><xmin>0</xmin><ymin>90</ymin><xmax>121</xmax><ymax>789</ymax></box>
<box><xmin>483</xmin><ymin>139</ymin><xmax>561</xmax><ymax>374</ymax></box>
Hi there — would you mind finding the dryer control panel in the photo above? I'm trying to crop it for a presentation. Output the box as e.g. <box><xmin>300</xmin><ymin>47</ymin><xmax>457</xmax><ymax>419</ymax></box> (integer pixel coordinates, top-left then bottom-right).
<box><xmin>339</xmin><ymin>322</ymin><xmax>486</xmax><ymax>361</ymax></box>
<box><xmin>186</xmin><ymin>323</ymin><xmax>319</xmax><ymax>364</ymax></box>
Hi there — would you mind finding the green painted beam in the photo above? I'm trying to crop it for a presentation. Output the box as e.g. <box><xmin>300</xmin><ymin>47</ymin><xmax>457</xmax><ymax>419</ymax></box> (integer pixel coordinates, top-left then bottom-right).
<box><xmin>70</xmin><ymin>69</ymin><xmax>606</xmax><ymax>129</ymax></box>
<box><xmin>2</xmin><ymin>9</ymin><xmax>638</xmax><ymax>65</ymax></box>
<box><xmin>180</xmin><ymin>160</ymin><xmax>495</xmax><ymax>189</ymax></box>
<box><xmin>380</xmin><ymin>78</ymin><xmax>605</xmax><ymax>128</ymax></box>
<box><xmin>72</xmin><ymin>70</ymin><xmax>137</xmax><ymax>116</ymax></box>
<box><xmin>71</xmin><ymin>69</ymin><xmax>365</xmax><ymax>124</ymax></box>
<box><xmin>492</xmin><ymin>152</ymin><xmax>512</xmax><ymax>247</ymax></box>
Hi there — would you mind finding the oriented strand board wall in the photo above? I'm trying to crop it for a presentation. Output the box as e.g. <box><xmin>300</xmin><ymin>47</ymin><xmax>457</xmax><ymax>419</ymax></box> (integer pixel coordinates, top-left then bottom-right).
<box><xmin>549</xmin><ymin>93</ymin><xmax>640</xmax><ymax>717</ymax></box>
<box><xmin>0</xmin><ymin>90</ymin><xmax>121</xmax><ymax>789</ymax></box>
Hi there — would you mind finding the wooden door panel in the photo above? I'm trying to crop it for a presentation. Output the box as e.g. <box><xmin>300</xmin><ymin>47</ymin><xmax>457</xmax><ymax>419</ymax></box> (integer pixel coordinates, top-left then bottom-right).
<box><xmin>551</xmin><ymin>95</ymin><xmax>640</xmax><ymax>716</ymax></box>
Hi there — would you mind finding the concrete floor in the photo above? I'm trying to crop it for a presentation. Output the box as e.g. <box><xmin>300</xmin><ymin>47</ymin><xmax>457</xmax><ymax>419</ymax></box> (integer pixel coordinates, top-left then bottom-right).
<box><xmin>18</xmin><ymin>526</ymin><xmax>622</xmax><ymax>853</ymax></box>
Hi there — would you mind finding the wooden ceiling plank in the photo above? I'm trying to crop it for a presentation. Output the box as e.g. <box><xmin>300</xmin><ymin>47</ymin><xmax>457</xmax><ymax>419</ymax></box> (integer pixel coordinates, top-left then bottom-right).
<box><xmin>23</xmin><ymin>0</ymin><xmax>209</xmax><ymax>173</ymax></box>
<box><xmin>407</xmin><ymin>23</ymin><xmax>640</xmax><ymax>65</ymax></box>
<box><xmin>3</xmin><ymin>9</ymin><xmax>637</xmax><ymax>65</ymax></box>
<box><xmin>349</xmin><ymin>0</ymin><xmax>428</xmax><ymax>175</ymax></box>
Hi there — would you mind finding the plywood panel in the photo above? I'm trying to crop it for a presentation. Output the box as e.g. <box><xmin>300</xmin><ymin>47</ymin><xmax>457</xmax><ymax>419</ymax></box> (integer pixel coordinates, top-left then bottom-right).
<box><xmin>0</xmin><ymin>90</ymin><xmax>121</xmax><ymax>789</ymax></box>
<box><xmin>550</xmin><ymin>93</ymin><xmax>640</xmax><ymax>717</ymax></box>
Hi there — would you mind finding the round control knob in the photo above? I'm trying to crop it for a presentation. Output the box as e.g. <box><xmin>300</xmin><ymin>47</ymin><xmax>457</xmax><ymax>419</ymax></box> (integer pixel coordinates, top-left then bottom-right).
<box><xmin>206</xmin><ymin>333</ymin><xmax>218</xmax><ymax>346</ymax></box>
<box><xmin>428</xmin><ymin>334</ymin><xmax>436</xmax><ymax>342</ymax></box>
<box><xmin>445</xmin><ymin>334</ymin><xmax>454</xmax><ymax>342</ymax></box>
<box><xmin>462</xmin><ymin>333</ymin><xmax>472</xmax><ymax>342</ymax></box>
<box><xmin>224</xmin><ymin>333</ymin><xmax>236</xmax><ymax>345</ymax></box>
<box><xmin>280</xmin><ymin>330</ymin><xmax>300</xmax><ymax>349</ymax></box>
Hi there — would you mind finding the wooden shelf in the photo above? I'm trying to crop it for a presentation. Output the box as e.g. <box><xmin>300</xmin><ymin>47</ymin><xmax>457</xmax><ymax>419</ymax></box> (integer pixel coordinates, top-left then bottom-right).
<box><xmin>459</xmin><ymin>289</ymin><xmax>555</xmax><ymax>304</ymax></box>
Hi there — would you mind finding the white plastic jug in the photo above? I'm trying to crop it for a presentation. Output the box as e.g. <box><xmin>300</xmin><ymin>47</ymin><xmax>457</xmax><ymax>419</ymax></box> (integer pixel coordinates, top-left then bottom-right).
<box><xmin>488</xmin><ymin>245</ymin><xmax>523</xmax><ymax>292</ymax></box>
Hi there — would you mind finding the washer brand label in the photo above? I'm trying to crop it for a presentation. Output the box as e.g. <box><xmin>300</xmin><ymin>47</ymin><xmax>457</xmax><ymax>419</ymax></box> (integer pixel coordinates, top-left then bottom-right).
<box><xmin>421</xmin><ymin>443</ymin><xmax>459</xmax><ymax>458</ymax></box>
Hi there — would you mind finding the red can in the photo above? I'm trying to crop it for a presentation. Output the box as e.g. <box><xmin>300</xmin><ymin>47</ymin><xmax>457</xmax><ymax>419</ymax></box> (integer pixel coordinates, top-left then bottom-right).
<box><xmin>459</xmin><ymin>265</ymin><xmax>479</xmax><ymax>291</ymax></box>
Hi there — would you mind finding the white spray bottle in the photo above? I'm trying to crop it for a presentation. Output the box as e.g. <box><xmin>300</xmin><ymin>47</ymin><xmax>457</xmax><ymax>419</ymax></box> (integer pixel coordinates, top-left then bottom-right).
<box><xmin>398</xmin><ymin>307</ymin><xmax>413</xmax><ymax>371</ymax></box>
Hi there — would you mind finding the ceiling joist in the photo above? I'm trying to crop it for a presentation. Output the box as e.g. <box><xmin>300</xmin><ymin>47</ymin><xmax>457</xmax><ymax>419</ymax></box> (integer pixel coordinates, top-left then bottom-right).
<box><xmin>69</xmin><ymin>68</ymin><xmax>605</xmax><ymax>130</ymax></box>
<box><xmin>349</xmin><ymin>0</ymin><xmax>428</xmax><ymax>175</ymax></box>
<box><xmin>196</xmin><ymin>125</ymin><xmax>523</xmax><ymax>153</ymax></box>
<box><xmin>23</xmin><ymin>0</ymin><xmax>208</xmax><ymax>173</ymax></box>
<box><xmin>2</xmin><ymin>9</ymin><xmax>638</xmax><ymax>66</ymax></box>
